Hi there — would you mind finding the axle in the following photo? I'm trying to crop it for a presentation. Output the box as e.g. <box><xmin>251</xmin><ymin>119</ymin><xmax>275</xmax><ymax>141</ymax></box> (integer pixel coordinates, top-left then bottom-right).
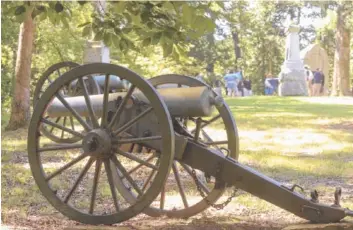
<box><xmin>178</xmin><ymin>140</ymin><xmax>353</xmax><ymax>223</ymax></box>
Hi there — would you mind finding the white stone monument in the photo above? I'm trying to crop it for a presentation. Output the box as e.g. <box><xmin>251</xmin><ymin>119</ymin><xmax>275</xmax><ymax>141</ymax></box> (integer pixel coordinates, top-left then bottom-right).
<box><xmin>278</xmin><ymin>24</ymin><xmax>308</xmax><ymax>96</ymax></box>
<box><xmin>83</xmin><ymin>0</ymin><xmax>110</xmax><ymax>64</ymax></box>
<box><xmin>83</xmin><ymin>40</ymin><xmax>110</xmax><ymax>64</ymax></box>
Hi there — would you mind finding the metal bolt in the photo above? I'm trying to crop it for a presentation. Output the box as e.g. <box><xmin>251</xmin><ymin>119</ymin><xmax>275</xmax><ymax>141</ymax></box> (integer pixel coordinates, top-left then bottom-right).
<box><xmin>88</xmin><ymin>137</ymin><xmax>98</xmax><ymax>151</ymax></box>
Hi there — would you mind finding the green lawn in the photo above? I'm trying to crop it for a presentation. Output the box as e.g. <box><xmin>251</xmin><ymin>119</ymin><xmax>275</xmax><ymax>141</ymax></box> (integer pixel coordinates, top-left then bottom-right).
<box><xmin>1</xmin><ymin>96</ymin><xmax>353</xmax><ymax>229</ymax></box>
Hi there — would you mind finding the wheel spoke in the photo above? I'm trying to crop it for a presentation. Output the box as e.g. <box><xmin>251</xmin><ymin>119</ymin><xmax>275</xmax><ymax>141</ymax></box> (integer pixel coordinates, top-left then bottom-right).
<box><xmin>124</xmin><ymin>154</ymin><xmax>156</xmax><ymax>178</ymax></box>
<box><xmin>78</xmin><ymin>77</ymin><xmax>99</xmax><ymax>128</ymax></box>
<box><xmin>45</xmin><ymin>153</ymin><xmax>87</xmax><ymax>181</ymax></box>
<box><xmin>190</xmin><ymin>115</ymin><xmax>221</xmax><ymax>133</ymax></box>
<box><xmin>112</xmin><ymin>107</ymin><xmax>153</xmax><ymax>136</ymax></box>
<box><xmin>193</xmin><ymin>118</ymin><xmax>202</xmax><ymax>142</ymax></box>
<box><xmin>115</xmin><ymin>149</ymin><xmax>158</xmax><ymax>170</ymax></box>
<box><xmin>64</xmin><ymin>157</ymin><xmax>94</xmax><ymax>203</ymax></box>
<box><xmin>111</xmin><ymin>155</ymin><xmax>142</xmax><ymax>195</ymax></box>
<box><xmin>204</xmin><ymin>140</ymin><xmax>229</xmax><ymax>146</ymax></box>
<box><xmin>113</xmin><ymin>136</ymin><xmax>162</xmax><ymax>144</ymax></box>
<box><xmin>56</xmin><ymin>69</ymin><xmax>61</xmax><ymax>78</ymax></box>
<box><xmin>49</xmin><ymin>117</ymin><xmax>61</xmax><ymax>133</ymax></box>
<box><xmin>89</xmin><ymin>159</ymin><xmax>102</xmax><ymax>214</ymax></box>
<box><xmin>55</xmin><ymin>92</ymin><xmax>91</xmax><ymax>131</ymax></box>
<box><xmin>39</xmin><ymin>143</ymin><xmax>82</xmax><ymax>152</ymax></box>
<box><xmin>104</xmin><ymin>159</ymin><xmax>120</xmax><ymax>212</ymax></box>
<box><xmin>129</xmin><ymin>143</ymin><xmax>135</xmax><ymax>153</ymax></box>
<box><xmin>41</xmin><ymin>118</ymin><xmax>84</xmax><ymax>138</ymax></box>
<box><xmin>201</xmin><ymin>129</ymin><xmax>223</xmax><ymax>151</ymax></box>
<box><xmin>69</xmin><ymin>116</ymin><xmax>75</xmax><ymax>131</ymax></box>
<box><xmin>108</xmin><ymin>85</ymin><xmax>136</xmax><ymax>129</ymax></box>
<box><xmin>141</xmin><ymin>168</ymin><xmax>157</xmax><ymax>192</ymax></box>
<box><xmin>172</xmin><ymin>162</ymin><xmax>189</xmax><ymax>208</ymax></box>
<box><xmin>61</xmin><ymin>117</ymin><xmax>67</xmax><ymax>139</ymax></box>
<box><xmin>101</xmin><ymin>74</ymin><xmax>111</xmax><ymax>128</ymax></box>
<box><xmin>180</xmin><ymin>163</ymin><xmax>210</xmax><ymax>194</ymax></box>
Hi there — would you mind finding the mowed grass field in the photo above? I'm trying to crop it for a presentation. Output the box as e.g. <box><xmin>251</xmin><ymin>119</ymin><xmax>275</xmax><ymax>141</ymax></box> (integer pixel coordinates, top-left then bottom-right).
<box><xmin>1</xmin><ymin>96</ymin><xmax>353</xmax><ymax>229</ymax></box>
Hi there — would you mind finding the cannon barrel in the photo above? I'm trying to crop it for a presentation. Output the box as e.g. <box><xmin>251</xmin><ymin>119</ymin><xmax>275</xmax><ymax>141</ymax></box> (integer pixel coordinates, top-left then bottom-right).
<box><xmin>46</xmin><ymin>86</ymin><xmax>219</xmax><ymax>118</ymax></box>
<box><xmin>93</xmin><ymin>75</ymin><xmax>126</xmax><ymax>90</ymax></box>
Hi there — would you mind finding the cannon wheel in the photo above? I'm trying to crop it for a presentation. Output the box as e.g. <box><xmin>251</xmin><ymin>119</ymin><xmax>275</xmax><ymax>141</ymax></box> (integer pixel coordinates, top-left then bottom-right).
<box><xmin>28</xmin><ymin>63</ymin><xmax>175</xmax><ymax>224</ymax></box>
<box><xmin>112</xmin><ymin>74</ymin><xmax>239</xmax><ymax>218</ymax></box>
<box><xmin>33</xmin><ymin>61</ymin><xmax>80</xmax><ymax>105</ymax></box>
<box><xmin>33</xmin><ymin>61</ymin><xmax>100</xmax><ymax>144</ymax></box>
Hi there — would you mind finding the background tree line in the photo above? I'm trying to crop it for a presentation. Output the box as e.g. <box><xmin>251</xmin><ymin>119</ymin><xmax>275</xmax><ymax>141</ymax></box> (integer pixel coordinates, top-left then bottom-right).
<box><xmin>1</xmin><ymin>1</ymin><xmax>352</xmax><ymax>130</ymax></box>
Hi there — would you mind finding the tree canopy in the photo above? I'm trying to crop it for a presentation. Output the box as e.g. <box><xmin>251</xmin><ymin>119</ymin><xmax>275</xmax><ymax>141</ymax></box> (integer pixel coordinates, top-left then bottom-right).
<box><xmin>1</xmin><ymin>1</ymin><xmax>353</xmax><ymax>121</ymax></box>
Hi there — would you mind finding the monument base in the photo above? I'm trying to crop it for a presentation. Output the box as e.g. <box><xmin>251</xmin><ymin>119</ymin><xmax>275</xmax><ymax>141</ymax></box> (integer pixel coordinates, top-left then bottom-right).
<box><xmin>278</xmin><ymin>67</ymin><xmax>308</xmax><ymax>96</ymax></box>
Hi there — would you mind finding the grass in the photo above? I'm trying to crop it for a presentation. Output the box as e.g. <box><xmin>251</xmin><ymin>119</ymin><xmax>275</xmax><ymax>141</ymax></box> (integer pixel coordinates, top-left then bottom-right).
<box><xmin>1</xmin><ymin>96</ymin><xmax>353</xmax><ymax>229</ymax></box>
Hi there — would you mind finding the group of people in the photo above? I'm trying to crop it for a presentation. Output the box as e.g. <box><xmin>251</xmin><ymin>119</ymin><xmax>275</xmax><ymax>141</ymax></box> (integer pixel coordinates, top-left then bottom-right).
<box><xmin>223</xmin><ymin>70</ymin><xmax>252</xmax><ymax>97</ymax></box>
<box><xmin>194</xmin><ymin>66</ymin><xmax>324</xmax><ymax>97</ymax></box>
<box><xmin>305</xmin><ymin>66</ymin><xmax>325</xmax><ymax>96</ymax></box>
<box><xmin>193</xmin><ymin>70</ymin><xmax>252</xmax><ymax>97</ymax></box>
<box><xmin>263</xmin><ymin>66</ymin><xmax>325</xmax><ymax>96</ymax></box>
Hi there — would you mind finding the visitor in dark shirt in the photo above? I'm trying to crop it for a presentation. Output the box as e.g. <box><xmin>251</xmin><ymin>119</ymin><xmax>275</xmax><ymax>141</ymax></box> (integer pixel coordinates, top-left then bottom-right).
<box><xmin>312</xmin><ymin>68</ymin><xmax>324</xmax><ymax>96</ymax></box>
<box><xmin>243</xmin><ymin>78</ymin><xmax>252</xmax><ymax>96</ymax></box>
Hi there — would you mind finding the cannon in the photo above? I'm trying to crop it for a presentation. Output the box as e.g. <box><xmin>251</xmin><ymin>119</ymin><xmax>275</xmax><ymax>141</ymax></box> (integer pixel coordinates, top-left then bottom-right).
<box><xmin>33</xmin><ymin>62</ymin><xmax>126</xmax><ymax>143</ymax></box>
<box><xmin>28</xmin><ymin>63</ymin><xmax>353</xmax><ymax>225</ymax></box>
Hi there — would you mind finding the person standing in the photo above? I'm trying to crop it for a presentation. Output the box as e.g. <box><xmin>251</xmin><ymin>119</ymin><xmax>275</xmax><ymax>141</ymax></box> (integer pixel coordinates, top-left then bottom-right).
<box><xmin>304</xmin><ymin>65</ymin><xmax>314</xmax><ymax>96</ymax></box>
<box><xmin>312</xmin><ymin>68</ymin><xmax>324</xmax><ymax>96</ymax></box>
<box><xmin>224</xmin><ymin>70</ymin><xmax>238</xmax><ymax>97</ymax></box>
<box><xmin>265</xmin><ymin>74</ymin><xmax>274</xmax><ymax>95</ymax></box>
<box><xmin>243</xmin><ymin>78</ymin><xmax>252</xmax><ymax>96</ymax></box>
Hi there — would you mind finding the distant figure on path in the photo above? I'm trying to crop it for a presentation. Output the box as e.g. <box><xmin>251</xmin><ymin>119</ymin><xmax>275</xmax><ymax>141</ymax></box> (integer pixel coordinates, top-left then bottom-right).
<box><xmin>243</xmin><ymin>78</ymin><xmax>252</xmax><ymax>96</ymax></box>
<box><xmin>312</xmin><ymin>68</ymin><xmax>324</xmax><ymax>96</ymax></box>
<box><xmin>224</xmin><ymin>70</ymin><xmax>238</xmax><ymax>97</ymax></box>
<box><xmin>304</xmin><ymin>65</ymin><xmax>314</xmax><ymax>96</ymax></box>
<box><xmin>265</xmin><ymin>74</ymin><xmax>274</xmax><ymax>95</ymax></box>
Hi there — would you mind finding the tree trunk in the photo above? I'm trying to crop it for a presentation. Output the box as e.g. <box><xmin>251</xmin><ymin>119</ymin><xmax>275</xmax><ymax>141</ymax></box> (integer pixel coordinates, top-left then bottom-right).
<box><xmin>6</xmin><ymin>9</ymin><xmax>35</xmax><ymax>130</ymax></box>
<box><xmin>232</xmin><ymin>31</ymin><xmax>241</xmax><ymax>70</ymax></box>
<box><xmin>331</xmin><ymin>5</ymin><xmax>351</xmax><ymax>96</ymax></box>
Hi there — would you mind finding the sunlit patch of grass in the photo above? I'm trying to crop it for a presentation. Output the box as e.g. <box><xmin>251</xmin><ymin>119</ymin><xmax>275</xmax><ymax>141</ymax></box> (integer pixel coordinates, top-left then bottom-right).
<box><xmin>235</xmin><ymin>194</ymin><xmax>276</xmax><ymax>212</ymax></box>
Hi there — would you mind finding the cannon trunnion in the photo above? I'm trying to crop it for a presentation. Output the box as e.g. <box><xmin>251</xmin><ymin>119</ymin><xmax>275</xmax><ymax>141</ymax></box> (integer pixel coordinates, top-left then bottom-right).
<box><xmin>28</xmin><ymin>63</ymin><xmax>353</xmax><ymax>225</ymax></box>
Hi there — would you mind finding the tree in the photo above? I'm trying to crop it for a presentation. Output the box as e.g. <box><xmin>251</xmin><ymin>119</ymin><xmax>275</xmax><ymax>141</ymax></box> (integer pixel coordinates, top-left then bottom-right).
<box><xmin>6</xmin><ymin>1</ymin><xmax>218</xmax><ymax>130</ymax></box>
<box><xmin>6</xmin><ymin>4</ymin><xmax>35</xmax><ymax>130</ymax></box>
<box><xmin>331</xmin><ymin>2</ymin><xmax>352</xmax><ymax>96</ymax></box>
<box><xmin>305</xmin><ymin>1</ymin><xmax>352</xmax><ymax>96</ymax></box>
<box><xmin>5</xmin><ymin>1</ymin><xmax>75</xmax><ymax>130</ymax></box>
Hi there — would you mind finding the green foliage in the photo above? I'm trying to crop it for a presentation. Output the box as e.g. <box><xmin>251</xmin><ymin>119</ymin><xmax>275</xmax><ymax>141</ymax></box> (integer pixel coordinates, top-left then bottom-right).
<box><xmin>81</xmin><ymin>1</ymin><xmax>217</xmax><ymax>59</ymax></box>
<box><xmin>1</xmin><ymin>2</ymin><xmax>20</xmax><ymax>110</ymax></box>
<box><xmin>1</xmin><ymin>1</ymin><xmax>93</xmax><ymax>112</ymax></box>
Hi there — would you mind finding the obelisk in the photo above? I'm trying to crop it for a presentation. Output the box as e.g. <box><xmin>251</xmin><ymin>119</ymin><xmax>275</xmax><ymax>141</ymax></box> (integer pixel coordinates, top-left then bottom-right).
<box><xmin>83</xmin><ymin>0</ymin><xmax>110</xmax><ymax>64</ymax></box>
<box><xmin>278</xmin><ymin>24</ymin><xmax>308</xmax><ymax>96</ymax></box>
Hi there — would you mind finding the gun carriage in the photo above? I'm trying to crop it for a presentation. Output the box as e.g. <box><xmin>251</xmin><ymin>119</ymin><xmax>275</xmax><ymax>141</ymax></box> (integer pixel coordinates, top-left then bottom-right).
<box><xmin>28</xmin><ymin>63</ymin><xmax>353</xmax><ymax>225</ymax></box>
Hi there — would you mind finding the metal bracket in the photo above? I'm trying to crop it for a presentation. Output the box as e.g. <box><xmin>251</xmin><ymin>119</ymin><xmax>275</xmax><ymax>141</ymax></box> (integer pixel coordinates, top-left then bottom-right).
<box><xmin>174</xmin><ymin>133</ymin><xmax>188</xmax><ymax>160</ymax></box>
<box><xmin>282</xmin><ymin>184</ymin><xmax>305</xmax><ymax>194</ymax></box>
<box><xmin>301</xmin><ymin>205</ymin><xmax>321</xmax><ymax>218</ymax></box>
<box><xmin>332</xmin><ymin>187</ymin><xmax>342</xmax><ymax>207</ymax></box>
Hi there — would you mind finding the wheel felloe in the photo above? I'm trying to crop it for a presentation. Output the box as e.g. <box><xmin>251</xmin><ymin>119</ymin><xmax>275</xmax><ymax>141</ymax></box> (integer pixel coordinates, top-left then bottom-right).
<box><xmin>28</xmin><ymin>63</ymin><xmax>175</xmax><ymax>224</ymax></box>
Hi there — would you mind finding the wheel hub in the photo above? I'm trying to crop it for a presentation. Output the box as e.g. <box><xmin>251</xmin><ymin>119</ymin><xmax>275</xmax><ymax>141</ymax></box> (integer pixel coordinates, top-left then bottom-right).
<box><xmin>83</xmin><ymin>129</ymin><xmax>112</xmax><ymax>158</ymax></box>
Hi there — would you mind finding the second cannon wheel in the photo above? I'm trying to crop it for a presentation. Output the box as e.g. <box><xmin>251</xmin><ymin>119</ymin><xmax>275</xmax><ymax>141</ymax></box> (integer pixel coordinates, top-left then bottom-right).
<box><xmin>112</xmin><ymin>74</ymin><xmax>239</xmax><ymax>218</ymax></box>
